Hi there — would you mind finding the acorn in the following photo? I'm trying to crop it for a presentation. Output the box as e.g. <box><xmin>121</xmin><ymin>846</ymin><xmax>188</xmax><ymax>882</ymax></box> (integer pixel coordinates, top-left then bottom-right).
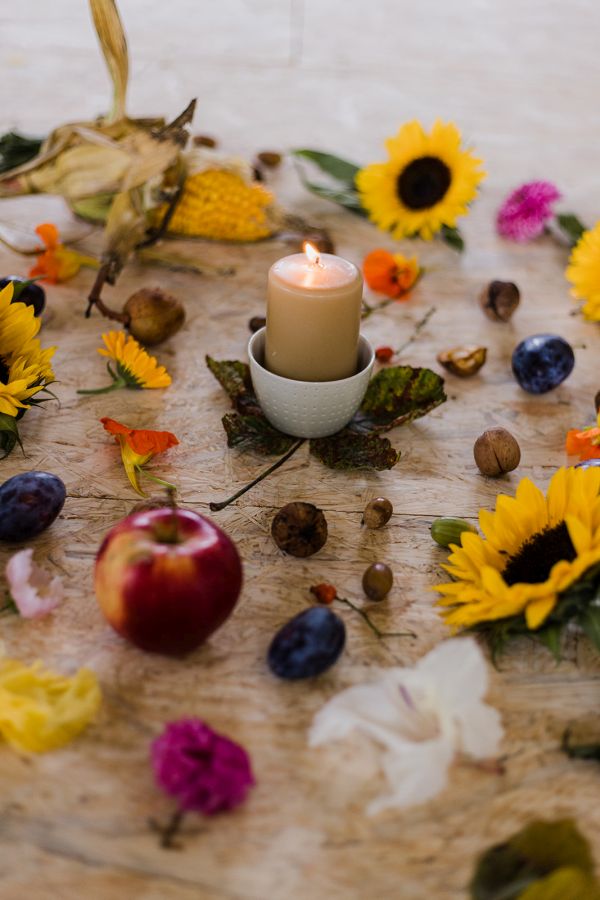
<box><xmin>123</xmin><ymin>287</ymin><xmax>185</xmax><ymax>346</ymax></box>
<box><xmin>271</xmin><ymin>502</ymin><xmax>328</xmax><ymax>558</ymax></box>
<box><xmin>479</xmin><ymin>280</ymin><xmax>520</xmax><ymax>322</ymax></box>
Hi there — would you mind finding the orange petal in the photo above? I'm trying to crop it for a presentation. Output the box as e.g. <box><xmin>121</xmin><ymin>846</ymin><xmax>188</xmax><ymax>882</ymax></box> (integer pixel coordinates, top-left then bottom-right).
<box><xmin>126</xmin><ymin>428</ymin><xmax>179</xmax><ymax>456</ymax></box>
<box><xmin>101</xmin><ymin>417</ymin><xmax>131</xmax><ymax>439</ymax></box>
<box><xmin>363</xmin><ymin>249</ymin><xmax>402</xmax><ymax>296</ymax></box>
<box><xmin>35</xmin><ymin>223</ymin><xmax>60</xmax><ymax>250</ymax></box>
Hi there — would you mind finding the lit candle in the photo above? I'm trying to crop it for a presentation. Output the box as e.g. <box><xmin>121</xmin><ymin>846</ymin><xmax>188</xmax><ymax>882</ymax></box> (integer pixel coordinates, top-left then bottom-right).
<box><xmin>265</xmin><ymin>243</ymin><xmax>363</xmax><ymax>382</ymax></box>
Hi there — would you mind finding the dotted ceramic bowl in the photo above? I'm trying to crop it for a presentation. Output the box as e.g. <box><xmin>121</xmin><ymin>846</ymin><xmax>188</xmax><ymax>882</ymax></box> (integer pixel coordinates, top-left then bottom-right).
<box><xmin>248</xmin><ymin>328</ymin><xmax>374</xmax><ymax>439</ymax></box>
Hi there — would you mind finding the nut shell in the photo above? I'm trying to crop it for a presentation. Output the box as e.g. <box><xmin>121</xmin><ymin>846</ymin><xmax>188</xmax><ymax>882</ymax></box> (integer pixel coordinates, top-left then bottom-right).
<box><xmin>271</xmin><ymin>502</ymin><xmax>328</xmax><ymax>558</ymax></box>
<box><xmin>480</xmin><ymin>280</ymin><xmax>520</xmax><ymax>322</ymax></box>
<box><xmin>437</xmin><ymin>346</ymin><xmax>487</xmax><ymax>377</ymax></box>
<box><xmin>362</xmin><ymin>497</ymin><xmax>393</xmax><ymax>529</ymax></box>
<box><xmin>474</xmin><ymin>427</ymin><xmax>521</xmax><ymax>476</ymax></box>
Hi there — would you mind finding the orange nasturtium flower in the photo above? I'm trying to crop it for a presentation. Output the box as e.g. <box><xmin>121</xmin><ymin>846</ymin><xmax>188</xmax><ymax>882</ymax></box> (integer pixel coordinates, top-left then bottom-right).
<box><xmin>566</xmin><ymin>414</ymin><xmax>600</xmax><ymax>461</ymax></box>
<box><xmin>101</xmin><ymin>417</ymin><xmax>179</xmax><ymax>496</ymax></box>
<box><xmin>363</xmin><ymin>249</ymin><xmax>421</xmax><ymax>299</ymax></box>
<box><xmin>29</xmin><ymin>223</ymin><xmax>99</xmax><ymax>283</ymax></box>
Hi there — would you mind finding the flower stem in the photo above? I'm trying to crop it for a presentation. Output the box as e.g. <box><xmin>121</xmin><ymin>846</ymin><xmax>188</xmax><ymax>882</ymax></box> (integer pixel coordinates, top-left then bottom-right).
<box><xmin>77</xmin><ymin>379</ymin><xmax>125</xmax><ymax>395</ymax></box>
<box><xmin>209</xmin><ymin>440</ymin><xmax>305</xmax><ymax>512</ymax></box>
<box><xmin>149</xmin><ymin>808</ymin><xmax>186</xmax><ymax>849</ymax></box>
<box><xmin>139</xmin><ymin>468</ymin><xmax>177</xmax><ymax>490</ymax></box>
<box><xmin>337</xmin><ymin>596</ymin><xmax>416</xmax><ymax>641</ymax></box>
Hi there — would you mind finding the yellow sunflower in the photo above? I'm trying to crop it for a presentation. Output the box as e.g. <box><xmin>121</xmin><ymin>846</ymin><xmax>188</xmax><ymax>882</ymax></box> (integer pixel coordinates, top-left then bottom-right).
<box><xmin>79</xmin><ymin>331</ymin><xmax>171</xmax><ymax>395</ymax></box>
<box><xmin>566</xmin><ymin>220</ymin><xmax>600</xmax><ymax>322</ymax></box>
<box><xmin>356</xmin><ymin>120</ymin><xmax>485</xmax><ymax>241</ymax></box>
<box><xmin>0</xmin><ymin>282</ymin><xmax>56</xmax><ymax>424</ymax></box>
<box><xmin>435</xmin><ymin>467</ymin><xmax>600</xmax><ymax>631</ymax></box>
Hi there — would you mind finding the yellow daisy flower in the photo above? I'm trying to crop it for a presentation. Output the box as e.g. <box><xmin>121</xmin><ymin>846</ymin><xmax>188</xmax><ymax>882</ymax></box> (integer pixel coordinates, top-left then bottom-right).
<box><xmin>435</xmin><ymin>467</ymin><xmax>600</xmax><ymax>631</ymax></box>
<box><xmin>80</xmin><ymin>331</ymin><xmax>172</xmax><ymax>395</ymax></box>
<box><xmin>566</xmin><ymin>220</ymin><xmax>600</xmax><ymax>322</ymax></box>
<box><xmin>0</xmin><ymin>282</ymin><xmax>56</xmax><ymax>453</ymax></box>
<box><xmin>356</xmin><ymin>119</ymin><xmax>485</xmax><ymax>241</ymax></box>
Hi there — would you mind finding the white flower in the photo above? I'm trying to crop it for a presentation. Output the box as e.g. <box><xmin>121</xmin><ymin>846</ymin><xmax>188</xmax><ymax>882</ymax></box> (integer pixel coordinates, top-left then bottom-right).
<box><xmin>5</xmin><ymin>549</ymin><xmax>64</xmax><ymax>619</ymax></box>
<box><xmin>309</xmin><ymin>637</ymin><xmax>503</xmax><ymax>814</ymax></box>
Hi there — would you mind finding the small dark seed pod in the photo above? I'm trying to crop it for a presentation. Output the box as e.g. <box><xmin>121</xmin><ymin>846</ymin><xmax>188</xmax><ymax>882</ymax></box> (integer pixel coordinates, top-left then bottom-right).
<box><xmin>257</xmin><ymin>151</ymin><xmax>282</xmax><ymax>168</ymax></box>
<box><xmin>271</xmin><ymin>502</ymin><xmax>328</xmax><ymax>558</ymax></box>
<box><xmin>479</xmin><ymin>280</ymin><xmax>520</xmax><ymax>322</ymax></box>
<box><xmin>193</xmin><ymin>134</ymin><xmax>218</xmax><ymax>148</ymax></box>
<box><xmin>249</xmin><ymin>315</ymin><xmax>266</xmax><ymax>333</ymax></box>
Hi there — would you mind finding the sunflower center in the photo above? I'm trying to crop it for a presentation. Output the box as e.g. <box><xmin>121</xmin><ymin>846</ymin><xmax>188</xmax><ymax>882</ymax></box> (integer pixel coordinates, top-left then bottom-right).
<box><xmin>502</xmin><ymin>521</ymin><xmax>577</xmax><ymax>586</ymax></box>
<box><xmin>396</xmin><ymin>156</ymin><xmax>451</xmax><ymax>210</ymax></box>
<box><xmin>0</xmin><ymin>356</ymin><xmax>9</xmax><ymax>384</ymax></box>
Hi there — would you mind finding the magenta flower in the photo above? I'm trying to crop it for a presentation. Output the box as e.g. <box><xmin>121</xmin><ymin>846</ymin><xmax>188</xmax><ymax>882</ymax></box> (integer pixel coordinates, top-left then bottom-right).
<box><xmin>497</xmin><ymin>181</ymin><xmax>561</xmax><ymax>242</ymax></box>
<box><xmin>151</xmin><ymin>718</ymin><xmax>255</xmax><ymax>816</ymax></box>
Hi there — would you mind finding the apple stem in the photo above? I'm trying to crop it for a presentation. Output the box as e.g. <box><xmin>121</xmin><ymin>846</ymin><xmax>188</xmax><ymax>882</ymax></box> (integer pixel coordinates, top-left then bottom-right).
<box><xmin>209</xmin><ymin>440</ymin><xmax>305</xmax><ymax>512</ymax></box>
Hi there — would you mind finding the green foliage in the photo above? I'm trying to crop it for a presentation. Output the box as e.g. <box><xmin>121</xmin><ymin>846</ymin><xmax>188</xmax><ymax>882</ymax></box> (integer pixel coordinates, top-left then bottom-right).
<box><xmin>310</xmin><ymin>430</ymin><xmax>399</xmax><ymax>470</ymax></box>
<box><xmin>0</xmin><ymin>131</ymin><xmax>43</xmax><ymax>174</ymax></box>
<box><xmin>556</xmin><ymin>212</ymin><xmax>587</xmax><ymax>247</ymax></box>
<box><xmin>205</xmin><ymin>356</ymin><xmax>261</xmax><ymax>415</ymax></box>
<box><xmin>440</xmin><ymin>224</ymin><xmax>465</xmax><ymax>251</ymax></box>
<box><xmin>292</xmin><ymin>149</ymin><xmax>361</xmax><ymax>187</ymax></box>
<box><xmin>292</xmin><ymin>148</ymin><xmax>366</xmax><ymax>217</ymax></box>
<box><xmin>351</xmin><ymin>366</ymin><xmax>446</xmax><ymax>433</ymax></box>
<box><xmin>0</xmin><ymin>413</ymin><xmax>22</xmax><ymax>459</ymax></box>
<box><xmin>470</xmin><ymin>820</ymin><xmax>597</xmax><ymax>900</ymax></box>
<box><xmin>222</xmin><ymin>413</ymin><xmax>297</xmax><ymax>455</ymax></box>
<box><xmin>207</xmin><ymin>359</ymin><xmax>445</xmax><ymax>473</ymax></box>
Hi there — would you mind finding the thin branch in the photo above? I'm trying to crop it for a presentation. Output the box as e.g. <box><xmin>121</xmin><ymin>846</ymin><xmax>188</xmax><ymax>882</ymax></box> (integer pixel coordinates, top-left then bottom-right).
<box><xmin>337</xmin><ymin>596</ymin><xmax>416</xmax><ymax>641</ymax></box>
<box><xmin>394</xmin><ymin>305</ymin><xmax>436</xmax><ymax>357</ymax></box>
<box><xmin>209</xmin><ymin>440</ymin><xmax>305</xmax><ymax>512</ymax></box>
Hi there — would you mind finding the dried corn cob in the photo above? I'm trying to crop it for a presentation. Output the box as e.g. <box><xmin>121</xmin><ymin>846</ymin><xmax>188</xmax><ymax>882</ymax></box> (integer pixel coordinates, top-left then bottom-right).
<box><xmin>164</xmin><ymin>169</ymin><xmax>277</xmax><ymax>242</ymax></box>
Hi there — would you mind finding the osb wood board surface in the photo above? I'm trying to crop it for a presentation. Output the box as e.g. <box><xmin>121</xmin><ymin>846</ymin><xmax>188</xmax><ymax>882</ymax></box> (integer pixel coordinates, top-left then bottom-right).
<box><xmin>1</xmin><ymin>1</ymin><xmax>600</xmax><ymax>898</ymax></box>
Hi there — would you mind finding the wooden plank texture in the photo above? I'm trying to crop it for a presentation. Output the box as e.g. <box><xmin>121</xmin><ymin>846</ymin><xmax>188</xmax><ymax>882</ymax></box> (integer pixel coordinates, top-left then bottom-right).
<box><xmin>0</xmin><ymin>1</ymin><xmax>599</xmax><ymax>897</ymax></box>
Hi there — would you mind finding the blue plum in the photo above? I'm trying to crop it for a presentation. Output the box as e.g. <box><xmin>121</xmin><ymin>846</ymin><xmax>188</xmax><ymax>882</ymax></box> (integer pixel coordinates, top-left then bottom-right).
<box><xmin>575</xmin><ymin>459</ymin><xmax>600</xmax><ymax>470</ymax></box>
<box><xmin>0</xmin><ymin>471</ymin><xmax>66</xmax><ymax>541</ymax></box>
<box><xmin>512</xmin><ymin>334</ymin><xmax>574</xmax><ymax>394</ymax></box>
<box><xmin>268</xmin><ymin>607</ymin><xmax>346</xmax><ymax>680</ymax></box>
<box><xmin>0</xmin><ymin>276</ymin><xmax>46</xmax><ymax>316</ymax></box>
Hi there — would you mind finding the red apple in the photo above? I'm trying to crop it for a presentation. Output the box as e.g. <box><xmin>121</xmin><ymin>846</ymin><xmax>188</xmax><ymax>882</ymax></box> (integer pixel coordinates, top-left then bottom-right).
<box><xmin>94</xmin><ymin>507</ymin><xmax>243</xmax><ymax>655</ymax></box>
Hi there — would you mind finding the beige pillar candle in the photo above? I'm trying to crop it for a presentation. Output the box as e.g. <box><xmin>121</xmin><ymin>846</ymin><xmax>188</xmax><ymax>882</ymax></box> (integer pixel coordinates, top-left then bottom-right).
<box><xmin>265</xmin><ymin>244</ymin><xmax>363</xmax><ymax>382</ymax></box>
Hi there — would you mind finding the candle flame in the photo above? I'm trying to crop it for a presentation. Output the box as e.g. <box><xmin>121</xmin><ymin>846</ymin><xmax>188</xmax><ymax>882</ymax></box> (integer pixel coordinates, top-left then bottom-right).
<box><xmin>304</xmin><ymin>241</ymin><xmax>321</xmax><ymax>266</ymax></box>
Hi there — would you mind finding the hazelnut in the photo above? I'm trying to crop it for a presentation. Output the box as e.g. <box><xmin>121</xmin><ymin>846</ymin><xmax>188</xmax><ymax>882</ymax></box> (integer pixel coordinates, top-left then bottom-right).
<box><xmin>437</xmin><ymin>346</ymin><xmax>487</xmax><ymax>377</ymax></box>
<box><xmin>362</xmin><ymin>497</ymin><xmax>393</xmax><ymax>529</ymax></box>
<box><xmin>480</xmin><ymin>281</ymin><xmax>520</xmax><ymax>322</ymax></box>
<box><xmin>595</xmin><ymin>390</ymin><xmax>600</xmax><ymax>414</ymax></box>
<box><xmin>271</xmin><ymin>502</ymin><xmax>328</xmax><ymax>557</ymax></box>
<box><xmin>474</xmin><ymin>427</ymin><xmax>521</xmax><ymax>476</ymax></box>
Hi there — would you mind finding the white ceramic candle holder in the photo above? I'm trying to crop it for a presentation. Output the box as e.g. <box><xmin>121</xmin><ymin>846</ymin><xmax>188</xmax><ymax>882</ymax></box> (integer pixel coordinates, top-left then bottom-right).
<box><xmin>248</xmin><ymin>328</ymin><xmax>374</xmax><ymax>439</ymax></box>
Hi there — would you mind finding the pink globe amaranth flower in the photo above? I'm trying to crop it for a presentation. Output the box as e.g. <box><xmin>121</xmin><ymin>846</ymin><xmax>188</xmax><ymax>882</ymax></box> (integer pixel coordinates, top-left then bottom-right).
<box><xmin>151</xmin><ymin>719</ymin><xmax>255</xmax><ymax>815</ymax></box>
<box><xmin>497</xmin><ymin>181</ymin><xmax>561</xmax><ymax>242</ymax></box>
